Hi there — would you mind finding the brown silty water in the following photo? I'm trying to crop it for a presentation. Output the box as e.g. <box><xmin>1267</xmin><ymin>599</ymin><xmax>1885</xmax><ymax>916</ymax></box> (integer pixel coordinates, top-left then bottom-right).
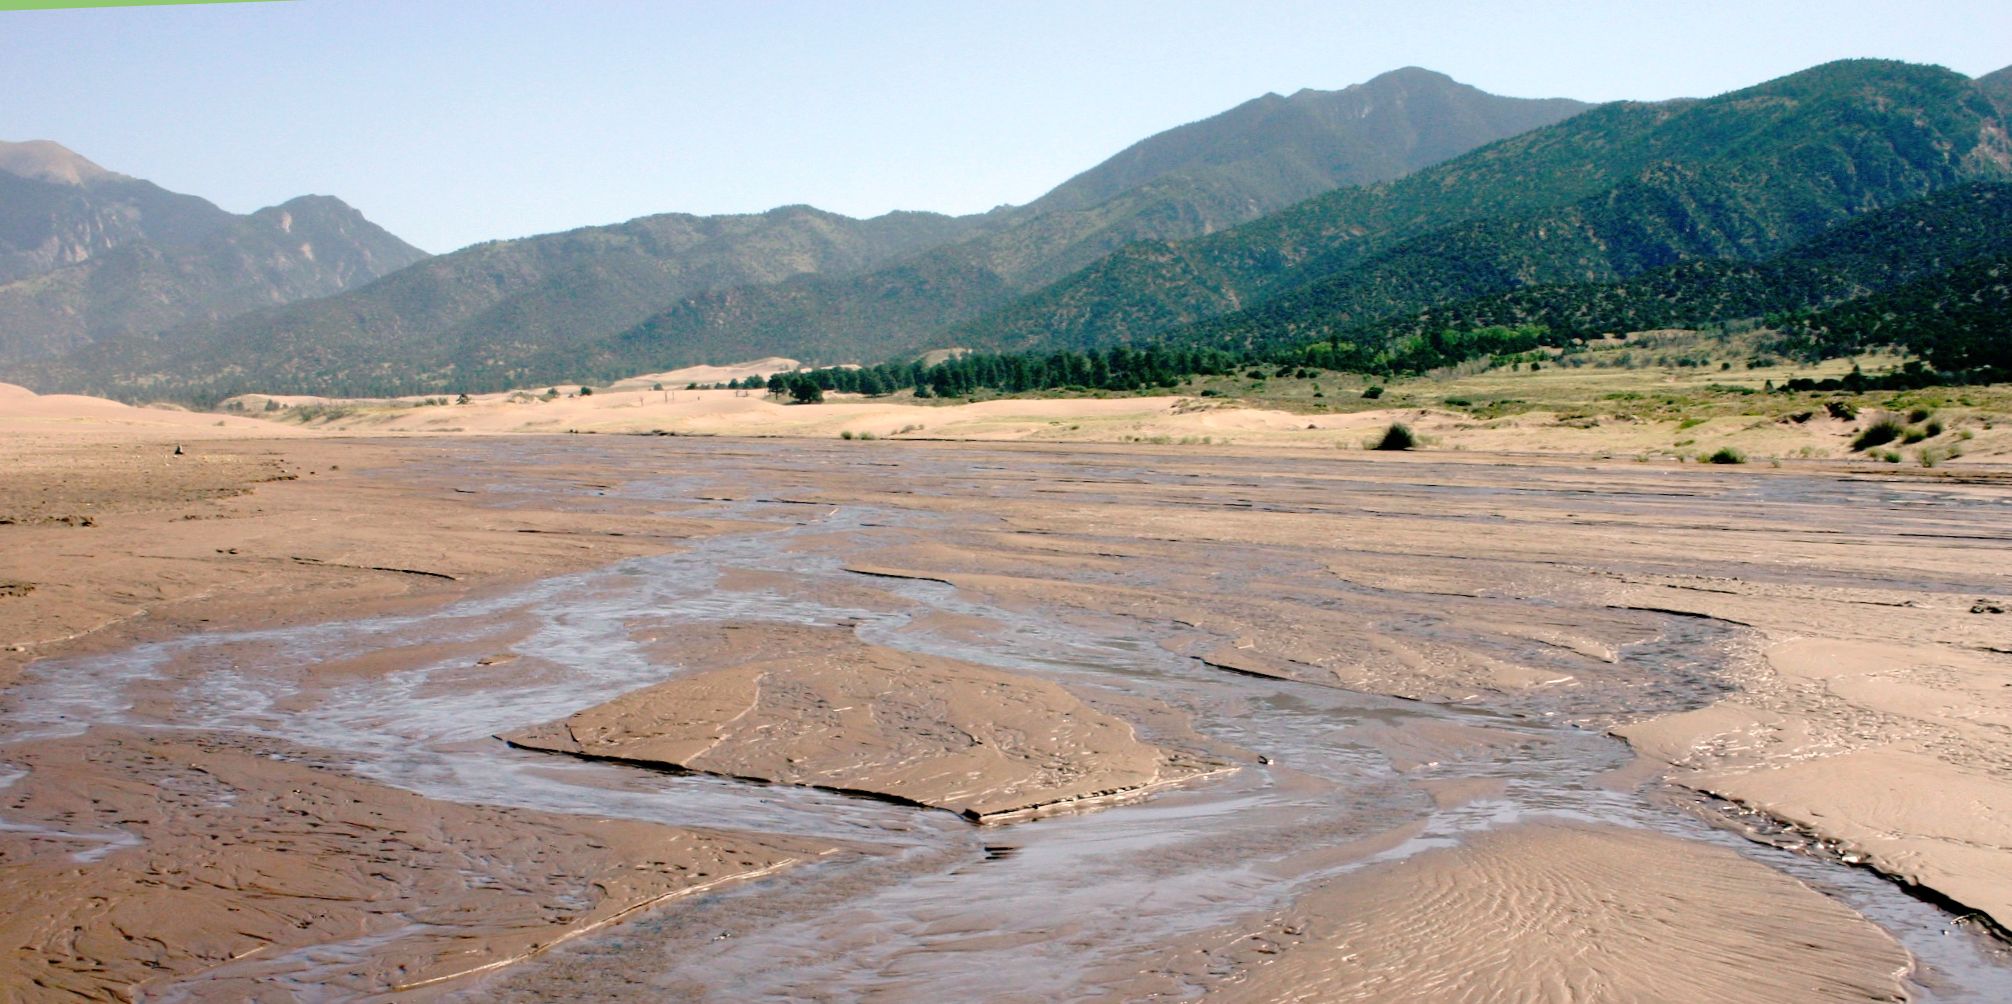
<box><xmin>3</xmin><ymin>437</ymin><xmax>2009</xmax><ymax>1000</ymax></box>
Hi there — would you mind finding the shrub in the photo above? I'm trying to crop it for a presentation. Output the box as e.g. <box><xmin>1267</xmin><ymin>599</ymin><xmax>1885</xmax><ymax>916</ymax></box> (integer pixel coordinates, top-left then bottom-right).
<box><xmin>839</xmin><ymin>430</ymin><xmax>854</xmax><ymax>440</ymax></box>
<box><xmin>1825</xmin><ymin>400</ymin><xmax>1858</xmax><ymax>421</ymax></box>
<box><xmin>1924</xmin><ymin>419</ymin><xmax>1944</xmax><ymax>438</ymax></box>
<box><xmin>578</xmin><ymin>386</ymin><xmax>593</xmax><ymax>396</ymax></box>
<box><xmin>1705</xmin><ymin>447</ymin><xmax>1747</xmax><ymax>465</ymax></box>
<box><xmin>1852</xmin><ymin>414</ymin><xmax>1905</xmax><ymax>451</ymax></box>
<box><xmin>1917</xmin><ymin>446</ymin><xmax>1960</xmax><ymax>468</ymax></box>
<box><xmin>1907</xmin><ymin>407</ymin><xmax>1934</xmax><ymax>424</ymax></box>
<box><xmin>1362</xmin><ymin>386</ymin><xmax>1385</xmax><ymax>400</ymax></box>
<box><xmin>1372</xmin><ymin>422</ymin><xmax>1416</xmax><ymax>451</ymax></box>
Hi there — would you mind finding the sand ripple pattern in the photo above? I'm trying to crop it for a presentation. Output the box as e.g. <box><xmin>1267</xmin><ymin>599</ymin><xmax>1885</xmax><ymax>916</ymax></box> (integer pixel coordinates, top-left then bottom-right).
<box><xmin>1211</xmin><ymin>823</ymin><xmax>1911</xmax><ymax>1002</ymax></box>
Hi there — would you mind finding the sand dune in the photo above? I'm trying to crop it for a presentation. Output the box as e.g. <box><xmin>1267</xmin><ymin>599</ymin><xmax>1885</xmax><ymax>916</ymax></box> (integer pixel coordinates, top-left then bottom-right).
<box><xmin>0</xmin><ymin>381</ymin><xmax>289</xmax><ymax>440</ymax></box>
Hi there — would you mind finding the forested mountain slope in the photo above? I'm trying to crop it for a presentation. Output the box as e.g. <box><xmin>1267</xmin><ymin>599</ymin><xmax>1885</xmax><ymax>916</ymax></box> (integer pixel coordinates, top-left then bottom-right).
<box><xmin>561</xmin><ymin>69</ymin><xmax>1589</xmax><ymax>385</ymax></box>
<box><xmin>959</xmin><ymin>60</ymin><xmax>2012</xmax><ymax>355</ymax></box>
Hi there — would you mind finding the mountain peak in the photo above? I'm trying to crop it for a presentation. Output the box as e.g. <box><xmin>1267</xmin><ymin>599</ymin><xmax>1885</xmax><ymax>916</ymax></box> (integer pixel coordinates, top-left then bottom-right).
<box><xmin>0</xmin><ymin>139</ymin><xmax>125</xmax><ymax>186</ymax></box>
<box><xmin>1978</xmin><ymin>63</ymin><xmax>2012</xmax><ymax>114</ymax></box>
<box><xmin>1021</xmin><ymin>70</ymin><xmax>1591</xmax><ymax>218</ymax></box>
<box><xmin>1362</xmin><ymin>66</ymin><xmax>1457</xmax><ymax>87</ymax></box>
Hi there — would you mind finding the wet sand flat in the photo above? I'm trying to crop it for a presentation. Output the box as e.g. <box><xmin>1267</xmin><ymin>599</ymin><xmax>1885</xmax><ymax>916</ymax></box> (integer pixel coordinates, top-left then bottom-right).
<box><xmin>3</xmin><ymin>421</ymin><xmax>2010</xmax><ymax>999</ymax></box>
<box><xmin>0</xmin><ymin>728</ymin><xmax>834</xmax><ymax>999</ymax></box>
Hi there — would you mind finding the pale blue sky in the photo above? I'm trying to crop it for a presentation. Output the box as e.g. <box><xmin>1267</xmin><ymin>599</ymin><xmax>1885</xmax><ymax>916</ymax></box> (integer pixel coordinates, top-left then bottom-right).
<box><xmin>4</xmin><ymin>0</ymin><xmax>2007</xmax><ymax>253</ymax></box>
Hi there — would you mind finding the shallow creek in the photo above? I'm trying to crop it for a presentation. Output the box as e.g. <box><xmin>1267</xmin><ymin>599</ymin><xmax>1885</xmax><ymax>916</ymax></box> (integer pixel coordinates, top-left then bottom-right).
<box><xmin>5</xmin><ymin>438</ymin><xmax>2009</xmax><ymax>999</ymax></box>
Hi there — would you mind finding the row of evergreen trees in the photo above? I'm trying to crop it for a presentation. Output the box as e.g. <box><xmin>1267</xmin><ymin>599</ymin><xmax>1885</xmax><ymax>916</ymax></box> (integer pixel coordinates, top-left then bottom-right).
<box><xmin>767</xmin><ymin>345</ymin><xmax>1257</xmax><ymax>400</ymax></box>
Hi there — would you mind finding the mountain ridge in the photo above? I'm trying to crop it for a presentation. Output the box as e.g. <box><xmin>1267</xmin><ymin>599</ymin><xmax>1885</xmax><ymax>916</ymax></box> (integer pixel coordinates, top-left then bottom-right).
<box><xmin>954</xmin><ymin>59</ymin><xmax>2011</xmax><ymax>356</ymax></box>
<box><xmin>0</xmin><ymin>141</ymin><xmax>429</xmax><ymax>366</ymax></box>
<box><xmin>49</xmin><ymin>67</ymin><xmax>1594</xmax><ymax>399</ymax></box>
<box><xmin>542</xmin><ymin>69</ymin><xmax>1594</xmax><ymax>388</ymax></box>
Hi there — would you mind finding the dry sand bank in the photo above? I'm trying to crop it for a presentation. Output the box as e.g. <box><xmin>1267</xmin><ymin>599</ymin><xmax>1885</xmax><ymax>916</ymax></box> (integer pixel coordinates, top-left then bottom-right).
<box><xmin>504</xmin><ymin>626</ymin><xmax>1227</xmax><ymax>822</ymax></box>
<box><xmin>1198</xmin><ymin>823</ymin><xmax>1912</xmax><ymax>1002</ymax></box>
<box><xmin>224</xmin><ymin>374</ymin><xmax>2012</xmax><ymax>465</ymax></box>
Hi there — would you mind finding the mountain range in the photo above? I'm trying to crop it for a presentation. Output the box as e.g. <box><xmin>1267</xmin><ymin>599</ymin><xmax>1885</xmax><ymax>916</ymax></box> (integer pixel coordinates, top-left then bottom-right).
<box><xmin>5</xmin><ymin>58</ymin><xmax>2011</xmax><ymax>401</ymax></box>
<box><xmin>959</xmin><ymin>60</ymin><xmax>2010</xmax><ymax>354</ymax></box>
<box><xmin>8</xmin><ymin>68</ymin><xmax>1590</xmax><ymax>399</ymax></box>
<box><xmin>0</xmin><ymin>141</ymin><xmax>425</xmax><ymax>366</ymax></box>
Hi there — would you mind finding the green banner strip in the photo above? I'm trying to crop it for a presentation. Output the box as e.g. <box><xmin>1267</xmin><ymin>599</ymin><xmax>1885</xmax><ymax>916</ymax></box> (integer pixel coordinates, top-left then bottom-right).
<box><xmin>0</xmin><ymin>1</ymin><xmax>287</xmax><ymax>9</ymax></box>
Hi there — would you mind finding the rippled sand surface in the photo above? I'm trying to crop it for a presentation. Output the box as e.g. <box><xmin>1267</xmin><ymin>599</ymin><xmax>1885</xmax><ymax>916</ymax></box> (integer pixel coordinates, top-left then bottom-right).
<box><xmin>1205</xmin><ymin>823</ymin><xmax>1912</xmax><ymax>1002</ymax></box>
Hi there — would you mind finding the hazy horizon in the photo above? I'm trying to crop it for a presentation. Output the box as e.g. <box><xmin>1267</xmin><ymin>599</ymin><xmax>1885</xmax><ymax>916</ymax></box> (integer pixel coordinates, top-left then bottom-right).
<box><xmin>5</xmin><ymin>0</ymin><xmax>2008</xmax><ymax>253</ymax></box>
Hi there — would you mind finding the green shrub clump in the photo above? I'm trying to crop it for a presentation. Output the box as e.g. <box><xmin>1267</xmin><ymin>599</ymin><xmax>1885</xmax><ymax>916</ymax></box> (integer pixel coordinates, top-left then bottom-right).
<box><xmin>1362</xmin><ymin>386</ymin><xmax>1385</xmax><ymax>400</ymax></box>
<box><xmin>1705</xmin><ymin>446</ymin><xmax>1747</xmax><ymax>464</ymax></box>
<box><xmin>1852</xmin><ymin>414</ymin><xmax>1905</xmax><ymax>451</ymax></box>
<box><xmin>1372</xmin><ymin>422</ymin><xmax>1416</xmax><ymax>451</ymax></box>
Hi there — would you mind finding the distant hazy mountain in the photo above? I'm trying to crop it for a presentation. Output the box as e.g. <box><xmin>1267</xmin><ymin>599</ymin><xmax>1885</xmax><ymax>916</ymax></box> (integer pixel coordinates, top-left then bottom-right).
<box><xmin>0</xmin><ymin>141</ymin><xmax>426</xmax><ymax>364</ymax></box>
<box><xmin>72</xmin><ymin>67</ymin><xmax>1590</xmax><ymax>399</ymax></box>
<box><xmin>57</xmin><ymin>204</ymin><xmax>989</xmax><ymax>399</ymax></box>
<box><xmin>957</xmin><ymin>59</ymin><xmax>2012</xmax><ymax>355</ymax></box>
<box><xmin>0</xmin><ymin>142</ymin><xmax>237</xmax><ymax>286</ymax></box>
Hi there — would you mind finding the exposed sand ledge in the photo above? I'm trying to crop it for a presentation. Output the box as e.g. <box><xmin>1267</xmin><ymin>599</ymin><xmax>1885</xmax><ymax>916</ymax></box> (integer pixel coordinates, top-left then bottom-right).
<box><xmin>390</xmin><ymin>852</ymin><xmax>830</xmax><ymax>993</ymax></box>
<box><xmin>1617</xmin><ymin>629</ymin><xmax>2012</xmax><ymax>935</ymax></box>
<box><xmin>502</xmin><ymin>628</ymin><xmax>1230</xmax><ymax>823</ymax></box>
